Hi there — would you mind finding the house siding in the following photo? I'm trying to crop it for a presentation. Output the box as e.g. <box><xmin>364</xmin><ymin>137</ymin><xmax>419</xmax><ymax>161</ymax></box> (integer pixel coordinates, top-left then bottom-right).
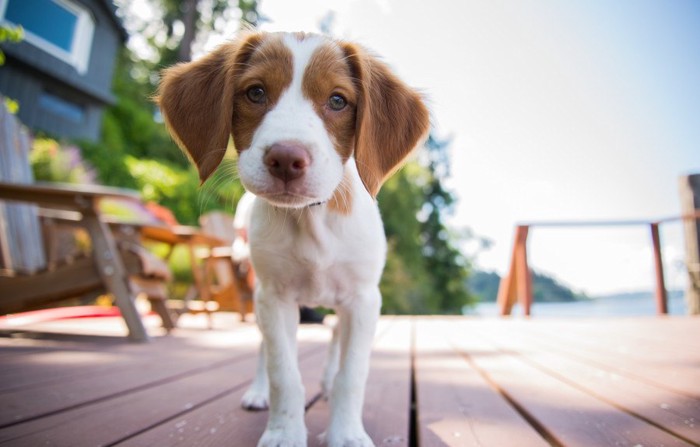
<box><xmin>0</xmin><ymin>0</ymin><xmax>123</xmax><ymax>141</ymax></box>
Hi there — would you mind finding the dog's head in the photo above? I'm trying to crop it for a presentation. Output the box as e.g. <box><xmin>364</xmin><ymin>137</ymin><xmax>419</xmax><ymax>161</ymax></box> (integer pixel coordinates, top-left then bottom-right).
<box><xmin>157</xmin><ymin>32</ymin><xmax>429</xmax><ymax>209</ymax></box>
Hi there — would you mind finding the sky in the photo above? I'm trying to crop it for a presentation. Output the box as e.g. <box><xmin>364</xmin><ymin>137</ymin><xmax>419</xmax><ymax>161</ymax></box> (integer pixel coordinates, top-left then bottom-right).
<box><xmin>125</xmin><ymin>0</ymin><xmax>700</xmax><ymax>296</ymax></box>
<box><xmin>248</xmin><ymin>0</ymin><xmax>700</xmax><ymax>296</ymax></box>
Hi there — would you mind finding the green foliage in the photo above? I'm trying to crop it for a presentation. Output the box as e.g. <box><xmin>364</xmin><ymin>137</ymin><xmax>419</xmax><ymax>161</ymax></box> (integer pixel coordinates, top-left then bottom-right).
<box><xmin>108</xmin><ymin>49</ymin><xmax>186</xmax><ymax>165</ymax></box>
<box><xmin>30</xmin><ymin>138</ymin><xmax>97</xmax><ymax>184</ymax></box>
<box><xmin>124</xmin><ymin>154</ymin><xmax>244</xmax><ymax>225</ymax></box>
<box><xmin>468</xmin><ymin>270</ymin><xmax>588</xmax><ymax>303</ymax></box>
<box><xmin>0</xmin><ymin>24</ymin><xmax>23</xmax><ymax>65</ymax></box>
<box><xmin>1</xmin><ymin>24</ymin><xmax>23</xmax><ymax>113</ymax></box>
<box><xmin>378</xmin><ymin>134</ymin><xmax>476</xmax><ymax>314</ymax></box>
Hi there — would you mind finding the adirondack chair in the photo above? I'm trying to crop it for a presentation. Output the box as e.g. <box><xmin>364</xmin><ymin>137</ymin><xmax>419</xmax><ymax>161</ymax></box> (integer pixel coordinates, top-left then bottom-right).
<box><xmin>197</xmin><ymin>211</ymin><xmax>254</xmax><ymax>322</ymax></box>
<box><xmin>0</xmin><ymin>103</ymin><xmax>175</xmax><ymax>341</ymax></box>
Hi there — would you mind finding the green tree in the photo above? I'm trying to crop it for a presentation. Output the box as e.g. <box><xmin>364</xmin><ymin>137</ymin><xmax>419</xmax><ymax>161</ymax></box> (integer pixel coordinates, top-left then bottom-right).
<box><xmin>379</xmin><ymin>134</ymin><xmax>475</xmax><ymax>314</ymax></box>
<box><xmin>116</xmin><ymin>0</ymin><xmax>259</xmax><ymax>65</ymax></box>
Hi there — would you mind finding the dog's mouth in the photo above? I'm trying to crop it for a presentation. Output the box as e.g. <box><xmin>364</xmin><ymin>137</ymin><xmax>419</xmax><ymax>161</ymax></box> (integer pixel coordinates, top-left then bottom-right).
<box><xmin>258</xmin><ymin>191</ymin><xmax>325</xmax><ymax>209</ymax></box>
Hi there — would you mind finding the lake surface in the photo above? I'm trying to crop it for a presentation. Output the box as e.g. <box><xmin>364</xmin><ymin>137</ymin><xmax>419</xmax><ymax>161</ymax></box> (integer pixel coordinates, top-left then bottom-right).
<box><xmin>470</xmin><ymin>292</ymin><xmax>689</xmax><ymax>317</ymax></box>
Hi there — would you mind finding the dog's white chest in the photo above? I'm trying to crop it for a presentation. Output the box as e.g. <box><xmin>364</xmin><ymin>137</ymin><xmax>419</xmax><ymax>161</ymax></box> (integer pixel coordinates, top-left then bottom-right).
<box><xmin>249</xmin><ymin>199</ymin><xmax>386</xmax><ymax>308</ymax></box>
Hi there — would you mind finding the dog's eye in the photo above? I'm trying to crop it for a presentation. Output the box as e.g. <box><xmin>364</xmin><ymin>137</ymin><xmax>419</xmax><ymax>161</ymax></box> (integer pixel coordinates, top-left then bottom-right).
<box><xmin>328</xmin><ymin>94</ymin><xmax>347</xmax><ymax>111</ymax></box>
<box><xmin>246</xmin><ymin>86</ymin><xmax>266</xmax><ymax>104</ymax></box>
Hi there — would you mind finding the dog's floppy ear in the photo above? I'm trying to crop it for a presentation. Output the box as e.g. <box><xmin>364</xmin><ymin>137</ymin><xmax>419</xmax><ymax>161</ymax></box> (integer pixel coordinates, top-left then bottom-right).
<box><xmin>156</xmin><ymin>34</ymin><xmax>261</xmax><ymax>183</ymax></box>
<box><xmin>343</xmin><ymin>43</ymin><xmax>430</xmax><ymax>197</ymax></box>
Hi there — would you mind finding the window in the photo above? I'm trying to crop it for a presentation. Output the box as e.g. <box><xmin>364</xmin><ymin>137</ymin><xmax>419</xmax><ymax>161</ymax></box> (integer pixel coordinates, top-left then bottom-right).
<box><xmin>0</xmin><ymin>0</ymin><xmax>94</xmax><ymax>74</ymax></box>
<box><xmin>39</xmin><ymin>91</ymin><xmax>85</xmax><ymax>123</ymax></box>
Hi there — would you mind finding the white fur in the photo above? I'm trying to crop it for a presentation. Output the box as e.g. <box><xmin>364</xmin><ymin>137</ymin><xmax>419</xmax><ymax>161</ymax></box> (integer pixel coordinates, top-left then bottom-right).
<box><xmin>237</xmin><ymin>35</ymin><xmax>385</xmax><ymax>447</ymax></box>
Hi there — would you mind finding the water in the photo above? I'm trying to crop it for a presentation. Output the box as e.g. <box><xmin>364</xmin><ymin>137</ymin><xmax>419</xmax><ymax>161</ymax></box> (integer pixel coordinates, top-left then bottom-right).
<box><xmin>470</xmin><ymin>292</ymin><xmax>688</xmax><ymax>318</ymax></box>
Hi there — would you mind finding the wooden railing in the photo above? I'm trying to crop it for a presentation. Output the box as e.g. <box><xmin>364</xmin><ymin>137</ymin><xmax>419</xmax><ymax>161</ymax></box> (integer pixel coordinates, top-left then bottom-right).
<box><xmin>496</xmin><ymin>211</ymin><xmax>700</xmax><ymax>316</ymax></box>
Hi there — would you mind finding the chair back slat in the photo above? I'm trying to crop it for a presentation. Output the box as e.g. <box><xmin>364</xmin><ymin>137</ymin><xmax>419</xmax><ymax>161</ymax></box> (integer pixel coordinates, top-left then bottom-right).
<box><xmin>0</xmin><ymin>103</ymin><xmax>46</xmax><ymax>274</ymax></box>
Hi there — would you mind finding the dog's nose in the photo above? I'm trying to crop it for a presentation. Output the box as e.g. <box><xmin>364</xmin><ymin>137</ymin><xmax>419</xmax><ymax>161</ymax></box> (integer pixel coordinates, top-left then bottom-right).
<box><xmin>264</xmin><ymin>143</ymin><xmax>310</xmax><ymax>182</ymax></box>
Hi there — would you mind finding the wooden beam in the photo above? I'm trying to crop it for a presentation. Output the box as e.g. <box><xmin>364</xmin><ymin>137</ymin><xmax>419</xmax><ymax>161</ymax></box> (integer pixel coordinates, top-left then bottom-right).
<box><xmin>650</xmin><ymin>223</ymin><xmax>668</xmax><ymax>315</ymax></box>
<box><xmin>514</xmin><ymin>226</ymin><xmax>532</xmax><ymax>316</ymax></box>
<box><xmin>679</xmin><ymin>175</ymin><xmax>700</xmax><ymax>314</ymax></box>
<box><xmin>497</xmin><ymin>228</ymin><xmax>520</xmax><ymax>316</ymax></box>
<box><xmin>497</xmin><ymin>226</ymin><xmax>532</xmax><ymax>316</ymax></box>
<box><xmin>82</xmin><ymin>210</ymin><xmax>149</xmax><ymax>342</ymax></box>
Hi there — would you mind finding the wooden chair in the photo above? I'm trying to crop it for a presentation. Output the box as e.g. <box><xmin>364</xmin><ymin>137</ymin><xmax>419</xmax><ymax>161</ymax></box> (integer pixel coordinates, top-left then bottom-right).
<box><xmin>0</xmin><ymin>103</ymin><xmax>176</xmax><ymax>342</ymax></box>
<box><xmin>197</xmin><ymin>211</ymin><xmax>254</xmax><ymax>323</ymax></box>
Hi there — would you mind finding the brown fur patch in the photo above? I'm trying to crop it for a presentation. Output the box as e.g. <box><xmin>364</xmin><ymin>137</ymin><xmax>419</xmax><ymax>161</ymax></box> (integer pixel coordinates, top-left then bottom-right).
<box><xmin>302</xmin><ymin>42</ymin><xmax>358</xmax><ymax>162</ymax></box>
<box><xmin>231</xmin><ymin>35</ymin><xmax>294</xmax><ymax>152</ymax></box>
<box><xmin>341</xmin><ymin>43</ymin><xmax>431</xmax><ymax>197</ymax></box>
<box><xmin>327</xmin><ymin>170</ymin><xmax>353</xmax><ymax>215</ymax></box>
<box><xmin>156</xmin><ymin>32</ymin><xmax>293</xmax><ymax>183</ymax></box>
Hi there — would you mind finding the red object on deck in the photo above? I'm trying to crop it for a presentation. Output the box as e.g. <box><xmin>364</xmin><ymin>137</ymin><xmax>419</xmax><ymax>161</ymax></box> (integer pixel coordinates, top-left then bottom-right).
<box><xmin>0</xmin><ymin>306</ymin><xmax>123</xmax><ymax>327</ymax></box>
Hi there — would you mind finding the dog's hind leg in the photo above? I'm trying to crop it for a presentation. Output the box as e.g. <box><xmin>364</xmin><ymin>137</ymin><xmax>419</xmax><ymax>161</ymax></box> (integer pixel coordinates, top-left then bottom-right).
<box><xmin>321</xmin><ymin>322</ymin><xmax>340</xmax><ymax>399</ymax></box>
<box><xmin>241</xmin><ymin>340</ymin><xmax>269</xmax><ymax>410</ymax></box>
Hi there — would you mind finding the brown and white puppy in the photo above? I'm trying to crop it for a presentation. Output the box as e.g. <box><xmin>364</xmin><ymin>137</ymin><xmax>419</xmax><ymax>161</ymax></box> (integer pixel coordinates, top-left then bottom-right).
<box><xmin>157</xmin><ymin>31</ymin><xmax>429</xmax><ymax>447</ymax></box>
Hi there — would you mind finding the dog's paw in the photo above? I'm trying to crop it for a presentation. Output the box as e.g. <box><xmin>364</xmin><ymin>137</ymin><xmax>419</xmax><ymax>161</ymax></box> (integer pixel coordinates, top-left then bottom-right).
<box><xmin>241</xmin><ymin>386</ymin><xmax>269</xmax><ymax>411</ymax></box>
<box><xmin>258</xmin><ymin>427</ymin><xmax>307</xmax><ymax>447</ymax></box>
<box><xmin>322</xmin><ymin>428</ymin><xmax>374</xmax><ymax>447</ymax></box>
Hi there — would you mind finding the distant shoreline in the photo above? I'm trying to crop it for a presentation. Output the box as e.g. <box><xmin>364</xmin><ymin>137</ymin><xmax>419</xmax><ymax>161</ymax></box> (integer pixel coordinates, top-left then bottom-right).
<box><xmin>470</xmin><ymin>290</ymin><xmax>688</xmax><ymax>317</ymax></box>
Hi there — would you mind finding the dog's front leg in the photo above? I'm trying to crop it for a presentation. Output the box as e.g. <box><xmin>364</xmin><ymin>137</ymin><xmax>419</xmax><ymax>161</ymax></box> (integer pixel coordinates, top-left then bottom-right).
<box><xmin>256</xmin><ymin>291</ymin><xmax>306</xmax><ymax>447</ymax></box>
<box><xmin>325</xmin><ymin>289</ymin><xmax>380</xmax><ymax>447</ymax></box>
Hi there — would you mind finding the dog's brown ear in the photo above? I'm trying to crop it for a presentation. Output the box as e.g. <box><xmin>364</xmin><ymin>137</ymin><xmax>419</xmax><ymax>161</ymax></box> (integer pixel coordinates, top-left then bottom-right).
<box><xmin>343</xmin><ymin>43</ymin><xmax>430</xmax><ymax>197</ymax></box>
<box><xmin>156</xmin><ymin>34</ymin><xmax>261</xmax><ymax>182</ymax></box>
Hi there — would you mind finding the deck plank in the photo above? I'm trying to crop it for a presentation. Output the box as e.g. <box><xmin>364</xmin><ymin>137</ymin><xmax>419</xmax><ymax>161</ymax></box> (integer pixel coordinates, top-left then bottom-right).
<box><xmin>0</xmin><ymin>315</ymin><xmax>698</xmax><ymax>446</ymax></box>
<box><xmin>480</xmin><ymin>325</ymin><xmax>700</xmax><ymax>445</ymax></box>
<box><xmin>0</xmin><ymin>324</ymin><xmax>330</xmax><ymax>446</ymax></box>
<box><xmin>0</xmin><ymin>318</ymin><xmax>259</xmax><ymax>394</ymax></box>
<box><xmin>114</xmin><ymin>326</ymin><xmax>333</xmax><ymax>447</ymax></box>
<box><xmin>414</xmin><ymin>318</ymin><xmax>549</xmax><ymax>447</ymax></box>
<box><xmin>450</xmin><ymin>320</ymin><xmax>694</xmax><ymax>447</ymax></box>
<box><xmin>0</xmin><ymin>324</ymin><xmax>265</xmax><ymax>427</ymax></box>
<box><xmin>305</xmin><ymin>317</ymin><xmax>413</xmax><ymax>447</ymax></box>
<box><xmin>512</xmin><ymin>319</ymin><xmax>700</xmax><ymax>398</ymax></box>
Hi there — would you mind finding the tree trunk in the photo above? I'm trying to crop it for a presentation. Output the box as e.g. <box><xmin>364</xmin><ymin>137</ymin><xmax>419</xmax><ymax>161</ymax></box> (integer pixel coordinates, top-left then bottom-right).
<box><xmin>177</xmin><ymin>0</ymin><xmax>198</xmax><ymax>62</ymax></box>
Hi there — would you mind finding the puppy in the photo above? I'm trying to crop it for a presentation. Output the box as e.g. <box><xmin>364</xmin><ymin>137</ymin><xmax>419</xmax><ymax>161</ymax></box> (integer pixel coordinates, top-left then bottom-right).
<box><xmin>157</xmin><ymin>31</ymin><xmax>429</xmax><ymax>447</ymax></box>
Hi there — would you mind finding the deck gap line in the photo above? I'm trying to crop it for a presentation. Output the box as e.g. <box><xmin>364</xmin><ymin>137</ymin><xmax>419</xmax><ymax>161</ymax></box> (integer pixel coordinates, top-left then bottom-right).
<box><xmin>408</xmin><ymin>318</ymin><xmax>418</xmax><ymax>447</ymax></box>
<box><xmin>104</xmin><ymin>381</ymin><xmax>253</xmax><ymax>447</ymax></box>
<box><xmin>515</xmin><ymin>325</ymin><xmax>700</xmax><ymax>400</ymax></box>
<box><xmin>305</xmin><ymin>391</ymin><xmax>324</xmax><ymax>411</ymax></box>
<box><xmin>302</xmin><ymin>315</ymin><xmax>397</xmax><ymax>415</ymax></box>
<box><xmin>490</xmin><ymin>344</ymin><xmax>700</xmax><ymax>447</ymax></box>
<box><xmin>448</xmin><ymin>337</ymin><xmax>563</xmax><ymax>447</ymax></box>
<box><xmin>0</xmin><ymin>349</ymin><xmax>260</xmax><ymax>430</ymax></box>
<box><xmin>106</xmin><ymin>344</ymin><xmax>329</xmax><ymax>447</ymax></box>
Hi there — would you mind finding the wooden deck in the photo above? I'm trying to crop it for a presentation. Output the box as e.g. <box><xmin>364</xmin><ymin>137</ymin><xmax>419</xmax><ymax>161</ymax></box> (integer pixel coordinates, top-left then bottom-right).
<box><xmin>0</xmin><ymin>313</ymin><xmax>698</xmax><ymax>446</ymax></box>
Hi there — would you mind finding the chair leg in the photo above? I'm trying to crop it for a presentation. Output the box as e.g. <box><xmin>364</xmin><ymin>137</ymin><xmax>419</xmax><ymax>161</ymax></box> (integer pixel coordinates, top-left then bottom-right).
<box><xmin>150</xmin><ymin>298</ymin><xmax>178</xmax><ymax>331</ymax></box>
<box><xmin>82</xmin><ymin>212</ymin><xmax>149</xmax><ymax>342</ymax></box>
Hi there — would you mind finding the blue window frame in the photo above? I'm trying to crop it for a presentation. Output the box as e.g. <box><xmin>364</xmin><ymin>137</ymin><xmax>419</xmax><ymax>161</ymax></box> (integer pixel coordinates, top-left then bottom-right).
<box><xmin>0</xmin><ymin>0</ymin><xmax>94</xmax><ymax>73</ymax></box>
<box><xmin>5</xmin><ymin>0</ymin><xmax>77</xmax><ymax>53</ymax></box>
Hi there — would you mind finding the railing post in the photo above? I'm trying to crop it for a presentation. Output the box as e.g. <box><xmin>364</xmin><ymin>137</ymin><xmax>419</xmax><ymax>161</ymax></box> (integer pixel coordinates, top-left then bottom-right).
<box><xmin>514</xmin><ymin>226</ymin><xmax>532</xmax><ymax>316</ymax></box>
<box><xmin>497</xmin><ymin>239</ymin><xmax>518</xmax><ymax>316</ymax></box>
<box><xmin>497</xmin><ymin>225</ymin><xmax>532</xmax><ymax>316</ymax></box>
<box><xmin>679</xmin><ymin>175</ymin><xmax>700</xmax><ymax>314</ymax></box>
<box><xmin>650</xmin><ymin>223</ymin><xmax>668</xmax><ymax>315</ymax></box>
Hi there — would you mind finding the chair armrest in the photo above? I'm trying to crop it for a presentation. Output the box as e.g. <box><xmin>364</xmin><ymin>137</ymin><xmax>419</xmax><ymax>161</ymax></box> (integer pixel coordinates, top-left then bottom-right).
<box><xmin>0</xmin><ymin>181</ymin><xmax>141</xmax><ymax>213</ymax></box>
